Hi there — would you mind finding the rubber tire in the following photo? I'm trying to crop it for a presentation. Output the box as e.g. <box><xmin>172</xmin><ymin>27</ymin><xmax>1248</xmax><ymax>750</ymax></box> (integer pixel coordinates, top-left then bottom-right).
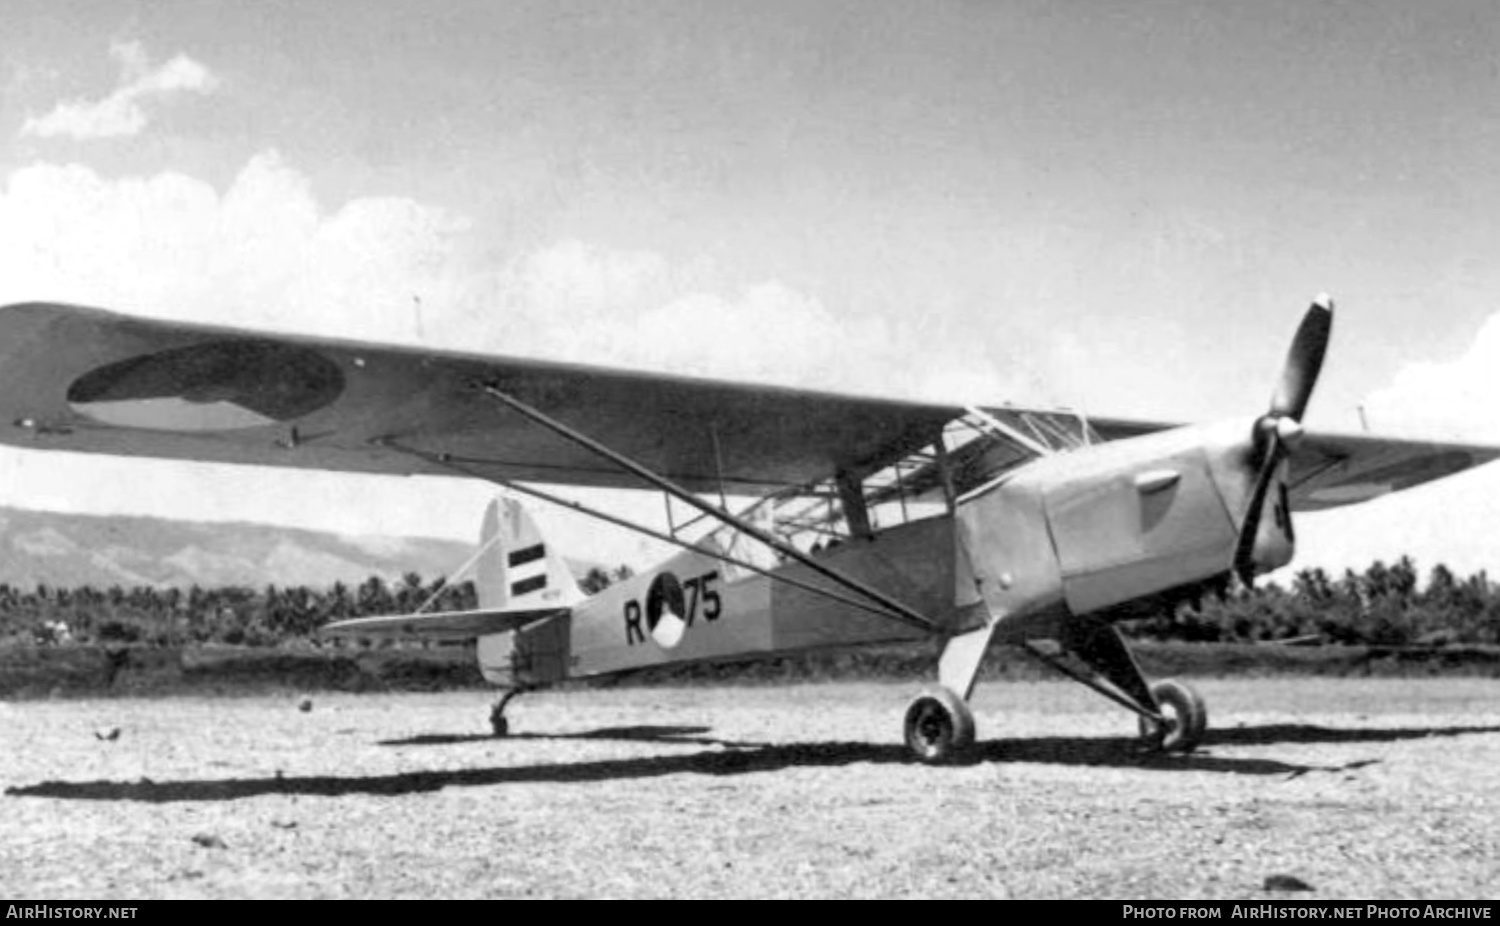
<box><xmin>903</xmin><ymin>686</ymin><xmax>976</xmax><ymax>764</ymax></box>
<box><xmin>1138</xmin><ymin>679</ymin><xmax>1207</xmax><ymax>753</ymax></box>
<box><xmin>489</xmin><ymin>705</ymin><xmax>510</xmax><ymax>738</ymax></box>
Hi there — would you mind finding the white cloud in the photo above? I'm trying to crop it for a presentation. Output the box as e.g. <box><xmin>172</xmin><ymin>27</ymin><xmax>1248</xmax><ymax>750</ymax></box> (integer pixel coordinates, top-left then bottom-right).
<box><xmin>499</xmin><ymin>239</ymin><xmax>674</xmax><ymax>316</ymax></box>
<box><xmin>1362</xmin><ymin>311</ymin><xmax>1500</xmax><ymax>442</ymax></box>
<box><xmin>0</xmin><ymin>153</ymin><xmax>1012</xmax><ymax>401</ymax></box>
<box><xmin>0</xmin><ymin>152</ymin><xmax>473</xmax><ymax>338</ymax></box>
<box><xmin>19</xmin><ymin>40</ymin><xmax>218</xmax><ymax>140</ymax></box>
<box><xmin>460</xmin><ymin>242</ymin><xmax>1012</xmax><ymax>402</ymax></box>
<box><xmin>0</xmin><ymin>152</ymin><xmax>1019</xmax><ymax>559</ymax></box>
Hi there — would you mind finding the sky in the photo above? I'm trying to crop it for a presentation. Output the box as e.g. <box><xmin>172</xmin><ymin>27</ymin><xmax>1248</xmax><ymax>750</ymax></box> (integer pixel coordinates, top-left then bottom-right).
<box><xmin>4</xmin><ymin>0</ymin><xmax>1500</xmax><ymax>577</ymax></box>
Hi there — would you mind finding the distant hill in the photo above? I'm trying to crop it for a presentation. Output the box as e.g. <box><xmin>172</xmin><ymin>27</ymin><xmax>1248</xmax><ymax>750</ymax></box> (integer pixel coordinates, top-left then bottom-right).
<box><xmin>0</xmin><ymin>506</ymin><xmax>494</xmax><ymax>590</ymax></box>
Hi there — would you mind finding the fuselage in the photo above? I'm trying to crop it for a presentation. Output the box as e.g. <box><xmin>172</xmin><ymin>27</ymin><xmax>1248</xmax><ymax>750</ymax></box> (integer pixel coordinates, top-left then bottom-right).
<box><xmin>482</xmin><ymin>416</ymin><xmax>1289</xmax><ymax>689</ymax></box>
<box><xmin>483</xmin><ymin>514</ymin><xmax>952</xmax><ymax>686</ymax></box>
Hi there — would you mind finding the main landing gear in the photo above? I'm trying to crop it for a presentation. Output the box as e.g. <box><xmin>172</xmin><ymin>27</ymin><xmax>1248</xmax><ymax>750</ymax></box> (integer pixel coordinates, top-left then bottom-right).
<box><xmin>902</xmin><ymin>613</ymin><xmax>997</xmax><ymax>764</ymax></box>
<box><xmin>1040</xmin><ymin>619</ymin><xmax>1210</xmax><ymax>755</ymax></box>
<box><xmin>901</xmin><ymin>617</ymin><xmax>1210</xmax><ymax>764</ymax></box>
<box><xmin>900</xmin><ymin>672</ymin><xmax>1208</xmax><ymax>763</ymax></box>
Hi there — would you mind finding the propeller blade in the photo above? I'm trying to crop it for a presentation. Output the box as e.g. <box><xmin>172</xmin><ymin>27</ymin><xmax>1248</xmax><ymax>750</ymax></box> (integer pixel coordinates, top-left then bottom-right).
<box><xmin>1269</xmin><ymin>294</ymin><xmax>1334</xmax><ymax>422</ymax></box>
<box><xmin>1233</xmin><ymin>432</ymin><xmax>1282</xmax><ymax>584</ymax></box>
<box><xmin>1235</xmin><ymin>295</ymin><xmax>1335</xmax><ymax>584</ymax></box>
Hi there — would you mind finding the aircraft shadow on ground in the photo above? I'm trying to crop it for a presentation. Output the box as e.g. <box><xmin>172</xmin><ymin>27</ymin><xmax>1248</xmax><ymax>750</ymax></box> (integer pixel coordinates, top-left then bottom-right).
<box><xmin>8</xmin><ymin>721</ymin><xmax>1498</xmax><ymax>804</ymax></box>
<box><xmin>379</xmin><ymin>725</ymin><xmax>759</xmax><ymax>748</ymax></box>
<box><xmin>1206</xmin><ymin>722</ymin><xmax>1500</xmax><ymax>747</ymax></box>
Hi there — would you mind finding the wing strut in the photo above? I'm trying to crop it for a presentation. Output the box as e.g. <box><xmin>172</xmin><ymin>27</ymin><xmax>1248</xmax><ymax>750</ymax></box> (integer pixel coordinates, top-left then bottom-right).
<box><xmin>473</xmin><ymin>381</ymin><xmax>939</xmax><ymax>634</ymax></box>
<box><xmin>375</xmin><ymin>437</ymin><xmax>935</xmax><ymax>631</ymax></box>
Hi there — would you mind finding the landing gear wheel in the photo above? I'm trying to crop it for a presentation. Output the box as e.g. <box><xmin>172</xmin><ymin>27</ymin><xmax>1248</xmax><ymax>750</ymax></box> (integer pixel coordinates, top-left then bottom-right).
<box><xmin>1138</xmin><ymin>679</ymin><xmax>1207</xmax><ymax>753</ymax></box>
<box><xmin>903</xmin><ymin>686</ymin><xmax>976</xmax><ymax>764</ymax></box>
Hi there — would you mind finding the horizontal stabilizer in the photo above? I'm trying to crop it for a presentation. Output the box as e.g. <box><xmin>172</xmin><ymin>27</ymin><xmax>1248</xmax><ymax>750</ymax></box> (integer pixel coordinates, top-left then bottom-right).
<box><xmin>320</xmin><ymin>606</ymin><xmax>568</xmax><ymax>640</ymax></box>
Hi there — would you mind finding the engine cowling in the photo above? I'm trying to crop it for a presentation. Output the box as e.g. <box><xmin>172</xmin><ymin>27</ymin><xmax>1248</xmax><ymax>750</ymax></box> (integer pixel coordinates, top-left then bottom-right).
<box><xmin>954</xmin><ymin>415</ymin><xmax>1293</xmax><ymax>626</ymax></box>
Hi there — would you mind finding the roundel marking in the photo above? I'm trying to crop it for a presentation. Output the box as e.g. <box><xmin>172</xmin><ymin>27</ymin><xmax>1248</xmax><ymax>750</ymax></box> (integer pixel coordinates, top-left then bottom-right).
<box><xmin>645</xmin><ymin>572</ymin><xmax>688</xmax><ymax>649</ymax></box>
<box><xmin>66</xmin><ymin>340</ymin><xmax>345</xmax><ymax>432</ymax></box>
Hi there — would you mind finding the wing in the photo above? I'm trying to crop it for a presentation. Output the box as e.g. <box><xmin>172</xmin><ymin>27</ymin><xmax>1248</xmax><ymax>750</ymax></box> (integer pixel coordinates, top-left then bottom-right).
<box><xmin>1</xmin><ymin>302</ymin><xmax>1494</xmax><ymax>507</ymax></box>
<box><xmin>0</xmin><ymin>302</ymin><xmax>960</xmax><ymax>494</ymax></box>
<box><xmin>1288</xmin><ymin>431</ymin><xmax>1500</xmax><ymax>511</ymax></box>
<box><xmin>320</xmin><ymin>606</ymin><xmax>568</xmax><ymax>640</ymax></box>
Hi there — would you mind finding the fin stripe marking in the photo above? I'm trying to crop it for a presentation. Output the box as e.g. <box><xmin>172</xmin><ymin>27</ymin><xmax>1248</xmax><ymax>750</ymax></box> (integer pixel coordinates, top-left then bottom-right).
<box><xmin>510</xmin><ymin>574</ymin><xmax>548</xmax><ymax>597</ymax></box>
<box><xmin>508</xmin><ymin>544</ymin><xmax>546</xmax><ymax>568</ymax></box>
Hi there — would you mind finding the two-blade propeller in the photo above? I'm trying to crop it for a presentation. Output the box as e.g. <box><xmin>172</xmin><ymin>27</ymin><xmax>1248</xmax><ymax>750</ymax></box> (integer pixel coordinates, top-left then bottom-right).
<box><xmin>1231</xmin><ymin>295</ymin><xmax>1334</xmax><ymax>585</ymax></box>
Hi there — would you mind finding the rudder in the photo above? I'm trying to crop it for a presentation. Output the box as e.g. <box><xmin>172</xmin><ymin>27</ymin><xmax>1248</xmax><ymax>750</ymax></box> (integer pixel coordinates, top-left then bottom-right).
<box><xmin>475</xmin><ymin>496</ymin><xmax>585</xmax><ymax>611</ymax></box>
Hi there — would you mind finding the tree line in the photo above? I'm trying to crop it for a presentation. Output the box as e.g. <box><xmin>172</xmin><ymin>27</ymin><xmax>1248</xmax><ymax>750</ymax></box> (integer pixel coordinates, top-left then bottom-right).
<box><xmin>1132</xmin><ymin>557</ymin><xmax>1499</xmax><ymax>647</ymax></box>
<box><xmin>0</xmin><ymin>557</ymin><xmax>1495</xmax><ymax>649</ymax></box>
<box><xmin>0</xmin><ymin>574</ymin><xmax>482</xmax><ymax>648</ymax></box>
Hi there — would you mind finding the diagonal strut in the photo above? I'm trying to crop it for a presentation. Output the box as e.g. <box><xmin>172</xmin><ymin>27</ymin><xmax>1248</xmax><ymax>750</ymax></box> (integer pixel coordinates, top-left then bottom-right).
<box><xmin>374</xmin><ymin>435</ymin><xmax>925</xmax><ymax>627</ymax></box>
<box><xmin>474</xmin><ymin>381</ymin><xmax>939</xmax><ymax>634</ymax></box>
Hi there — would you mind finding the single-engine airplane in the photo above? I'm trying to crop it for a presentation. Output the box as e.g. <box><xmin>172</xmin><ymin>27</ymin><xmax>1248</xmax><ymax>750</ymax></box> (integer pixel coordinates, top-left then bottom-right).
<box><xmin>0</xmin><ymin>297</ymin><xmax>1493</xmax><ymax>762</ymax></box>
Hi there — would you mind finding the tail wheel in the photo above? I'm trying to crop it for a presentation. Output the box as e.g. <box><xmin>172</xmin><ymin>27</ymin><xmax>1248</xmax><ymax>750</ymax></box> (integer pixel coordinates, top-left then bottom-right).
<box><xmin>1138</xmin><ymin>679</ymin><xmax>1207</xmax><ymax>753</ymax></box>
<box><xmin>903</xmin><ymin>686</ymin><xmax>976</xmax><ymax>764</ymax></box>
<box><xmin>489</xmin><ymin>687</ymin><xmax>528</xmax><ymax>738</ymax></box>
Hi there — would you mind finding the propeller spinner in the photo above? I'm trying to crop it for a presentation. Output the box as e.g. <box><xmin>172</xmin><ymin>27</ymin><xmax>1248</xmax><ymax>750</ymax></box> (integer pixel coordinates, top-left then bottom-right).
<box><xmin>1231</xmin><ymin>295</ymin><xmax>1334</xmax><ymax>584</ymax></box>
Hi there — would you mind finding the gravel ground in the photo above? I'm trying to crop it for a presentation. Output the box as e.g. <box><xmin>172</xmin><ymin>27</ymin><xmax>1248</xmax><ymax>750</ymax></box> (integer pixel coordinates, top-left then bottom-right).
<box><xmin>3</xmin><ymin>678</ymin><xmax>1499</xmax><ymax>899</ymax></box>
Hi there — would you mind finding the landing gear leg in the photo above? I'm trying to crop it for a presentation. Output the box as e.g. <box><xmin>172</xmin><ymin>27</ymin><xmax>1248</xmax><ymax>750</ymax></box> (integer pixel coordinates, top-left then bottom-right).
<box><xmin>1041</xmin><ymin>618</ymin><xmax>1211</xmax><ymax>753</ymax></box>
<box><xmin>903</xmin><ymin>610</ymin><xmax>999</xmax><ymax>764</ymax></box>
<box><xmin>489</xmin><ymin>688</ymin><xmax>526</xmax><ymax>738</ymax></box>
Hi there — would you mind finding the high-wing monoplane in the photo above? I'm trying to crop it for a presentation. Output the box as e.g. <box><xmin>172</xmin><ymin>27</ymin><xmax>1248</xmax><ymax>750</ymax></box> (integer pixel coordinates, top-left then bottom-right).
<box><xmin>0</xmin><ymin>297</ymin><xmax>1492</xmax><ymax>761</ymax></box>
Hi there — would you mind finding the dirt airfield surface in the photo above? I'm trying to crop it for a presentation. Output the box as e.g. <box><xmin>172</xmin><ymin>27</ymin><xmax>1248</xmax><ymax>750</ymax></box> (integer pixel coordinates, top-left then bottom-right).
<box><xmin>3</xmin><ymin>678</ymin><xmax>1499</xmax><ymax>899</ymax></box>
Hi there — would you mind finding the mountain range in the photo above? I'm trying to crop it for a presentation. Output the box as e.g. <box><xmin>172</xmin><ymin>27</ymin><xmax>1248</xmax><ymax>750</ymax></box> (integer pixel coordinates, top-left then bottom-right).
<box><xmin>0</xmin><ymin>506</ymin><xmax>487</xmax><ymax>590</ymax></box>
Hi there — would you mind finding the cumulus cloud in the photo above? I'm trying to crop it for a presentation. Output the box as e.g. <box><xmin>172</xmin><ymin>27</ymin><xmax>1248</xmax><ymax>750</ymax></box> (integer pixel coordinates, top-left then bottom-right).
<box><xmin>0</xmin><ymin>152</ymin><xmax>1012</xmax><ymax>406</ymax></box>
<box><xmin>0</xmin><ymin>151</ymin><xmax>1020</xmax><ymax>558</ymax></box>
<box><xmin>465</xmin><ymin>245</ymin><xmax>1010</xmax><ymax>401</ymax></box>
<box><xmin>1362</xmin><ymin>313</ymin><xmax>1500</xmax><ymax>442</ymax></box>
<box><xmin>0</xmin><ymin>152</ymin><xmax>473</xmax><ymax>339</ymax></box>
<box><xmin>498</xmin><ymin>239</ymin><xmax>674</xmax><ymax>316</ymax></box>
<box><xmin>19</xmin><ymin>40</ymin><xmax>218</xmax><ymax>140</ymax></box>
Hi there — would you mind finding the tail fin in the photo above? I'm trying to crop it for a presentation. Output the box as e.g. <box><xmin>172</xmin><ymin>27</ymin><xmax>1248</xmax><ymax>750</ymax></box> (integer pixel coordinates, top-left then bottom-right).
<box><xmin>475</xmin><ymin>496</ymin><xmax>585</xmax><ymax>610</ymax></box>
